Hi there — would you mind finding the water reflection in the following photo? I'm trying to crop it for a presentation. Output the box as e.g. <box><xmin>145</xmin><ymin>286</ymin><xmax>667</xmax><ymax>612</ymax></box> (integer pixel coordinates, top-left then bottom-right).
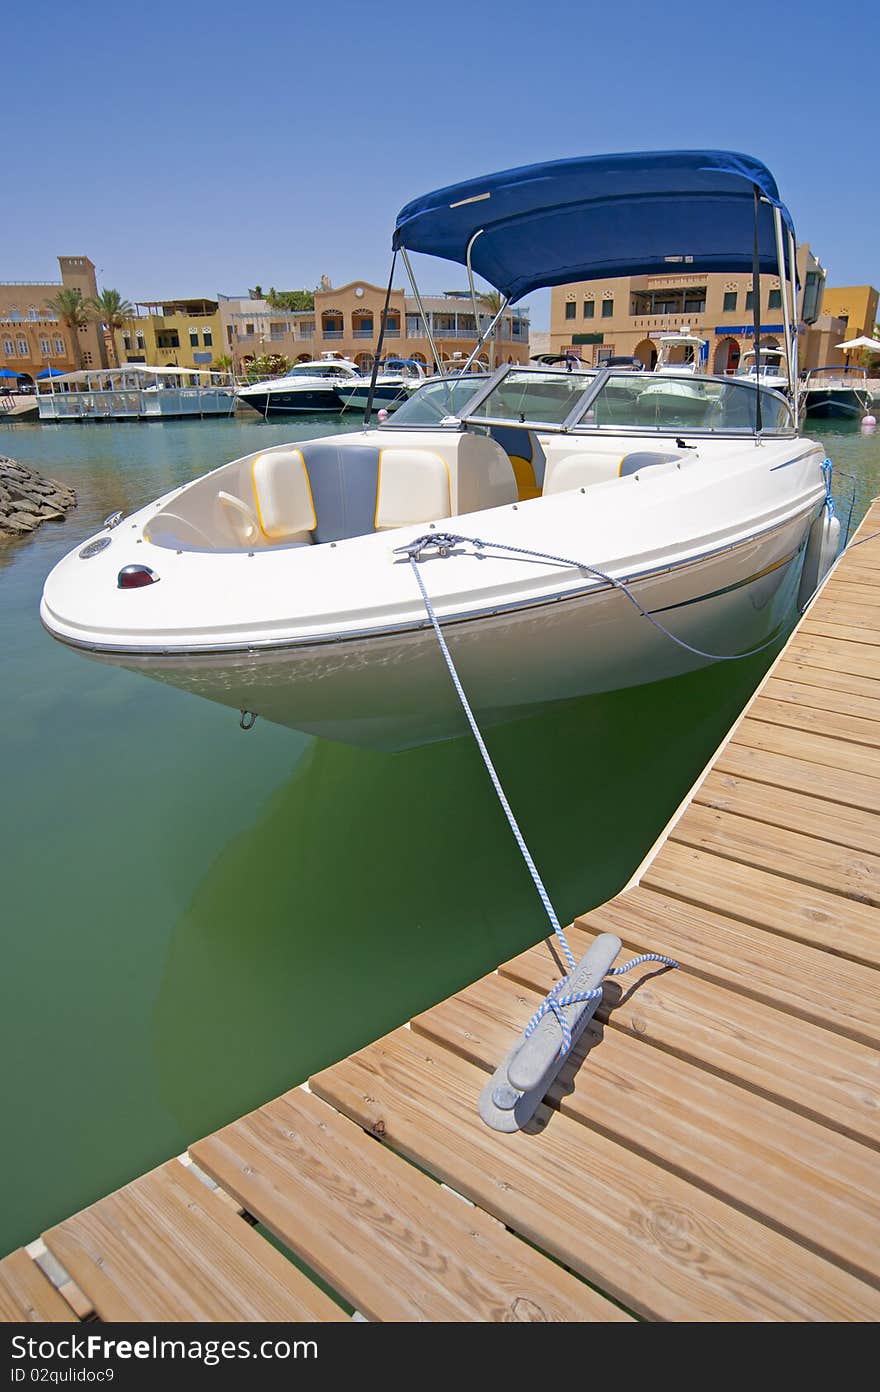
<box><xmin>152</xmin><ymin>649</ymin><xmax>769</xmax><ymax>1135</ymax></box>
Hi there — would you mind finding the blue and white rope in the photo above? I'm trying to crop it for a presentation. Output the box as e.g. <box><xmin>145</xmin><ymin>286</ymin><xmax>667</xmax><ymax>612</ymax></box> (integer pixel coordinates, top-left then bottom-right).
<box><xmin>820</xmin><ymin>458</ymin><xmax>836</xmax><ymax>519</ymax></box>
<box><xmin>402</xmin><ymin>538</ymin><xmax>679</xmax><ymax>1058</ymax></box>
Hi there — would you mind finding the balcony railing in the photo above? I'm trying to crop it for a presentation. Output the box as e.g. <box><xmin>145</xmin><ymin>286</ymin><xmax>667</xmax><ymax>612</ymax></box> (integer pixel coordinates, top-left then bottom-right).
<box><xmin>352</xmin><ymin>329</ymin><xmax>374</xmax><ymax>339</ymax></box>
<box><xmin>383</xmin><ymin>327</ymin><xmax>401</xmax><ymax>337</ymax></box>
<box><xmin>297</xmin><ymin>329</ymin><xmax>314</xmax><ymax>340</ymax></box>
<box><xmin>322</xmin><ymin>330</ymin><xmax>344</xmax><ymax>340</ymax></box>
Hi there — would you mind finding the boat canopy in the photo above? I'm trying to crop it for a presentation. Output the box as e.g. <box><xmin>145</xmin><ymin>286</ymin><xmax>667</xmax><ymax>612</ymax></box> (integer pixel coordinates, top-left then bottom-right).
<box><xmin>393</xmin><ymin>150</ymin><xmax>796</xmax><ymax>302</ymax></box>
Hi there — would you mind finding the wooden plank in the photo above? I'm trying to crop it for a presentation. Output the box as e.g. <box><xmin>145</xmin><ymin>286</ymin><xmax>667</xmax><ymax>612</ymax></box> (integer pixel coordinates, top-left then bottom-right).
<box><xmin>822</xmin><ymin>576</ymin><xmax>880</xmax><ymax>603</ymax></box>
<box><xmin>571</xmin><ymin>886</ymin><xmax>880</xmax><ymax>1048</ymax></box>
<box><xmin>750</xmin><ymin>694</ymin><xmax>880</xmax><ymax>749</ymax></box>
<box><xmin>807</xmin><ymin>595</ymin><xmax>880</xmax><ymax>627</ymax></box>
<box><xmin>695</xmin><ymin>768</ymin><xmax>880</xmax><ymax>856</ymax></box>
<box><xmin>762</xmin><ymin>676</ymin><xmax>880</xmax><ymax>728</ymax></box>
<box><xmin>311</xmin><ymin>1030</ymin><xmax>879</xmax><ymax>1320</ymax></box>
<box><xmin>772</xmin><ymin>656</ymin><xmax>880</xmax><ymax>706</ymax></box>
<box><xmin>413</xmin><ymin>973</ymin><xmax>880</xmax><ymax>1286</ymax></box>
<box><xmin>43</xmin><ymin>1161</ymin><xmax>343</xmax><ymax>1323</ymax></box>
<box><xmin>643</xmin><ymin>839</ymin><xmax>880</xmax><ymax>968</ymax></box>
<box><xmin>669</xmin><ymin>802</ymin><xmax>880</xmax><ymax>907</ymax></box>
<box><xmin>802</xmin><ymin>618</ymin><xmax>880</xmax><ymax>647</ymax></box>
<box><xmin>716</xmin><ymin>740</ymin><xmax>880</xmax><ymax>816</ymax></box>
<box><xmin>498</xmin><ymin>923</ymin><xmax>880</xmax><ymax>1149</ymax></box>
<box><xmin>732</xmin><ymin>718</ymin><xmax>880</xmax><ymax>781</ymax></box>
<box><xmin>0</xmin><ymin>1249</ymin><xmax>77</xmax><ymax>1323</ymax></box>
<box><xmin>781</xmin><ymin>633</ymin><xmax>880</xmax><ymax>681</ymax></box>
<box><xmin>192</xmin><ymin>1087</ymin><xmax>625</xmax><ymax>1322</ymax></box>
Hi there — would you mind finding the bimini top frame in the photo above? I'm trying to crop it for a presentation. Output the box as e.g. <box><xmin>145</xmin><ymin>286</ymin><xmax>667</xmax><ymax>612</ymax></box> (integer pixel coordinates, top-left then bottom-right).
<box><xmin>385</xmin><ymin>149</ymin><xmax>802</xmax><ymax>424</ymax></box>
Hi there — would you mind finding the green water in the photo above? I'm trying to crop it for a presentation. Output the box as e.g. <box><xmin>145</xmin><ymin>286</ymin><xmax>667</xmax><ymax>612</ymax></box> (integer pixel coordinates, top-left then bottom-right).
<box><xmin>1</xmin><ymin>412</ymin><xmax>878</xmax><ymax>1257</ymax></box>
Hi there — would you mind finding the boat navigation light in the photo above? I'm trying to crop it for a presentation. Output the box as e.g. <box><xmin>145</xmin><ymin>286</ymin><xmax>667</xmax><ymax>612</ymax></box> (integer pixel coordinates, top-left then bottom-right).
<box><xmin>117</xmin><ymin>565</ymin><xmax>159</xmax><ymax>590</ymax></box>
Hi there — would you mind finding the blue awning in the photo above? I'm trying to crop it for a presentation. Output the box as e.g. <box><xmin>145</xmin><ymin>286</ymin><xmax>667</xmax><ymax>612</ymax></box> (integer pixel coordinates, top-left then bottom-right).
<box><xmin>36</xmin><ymin>367</ymin><xmax>66</xmax><ymax>377</ymax></box>
<box><xmin>714</xmin><ymin>324</ymin><xmax>785</xmax><ymax>336</ymax></box>
<box><xmin>394</xmin><ymin>150</ymin><xmax>796</xmax><ymax>303</ymax></box>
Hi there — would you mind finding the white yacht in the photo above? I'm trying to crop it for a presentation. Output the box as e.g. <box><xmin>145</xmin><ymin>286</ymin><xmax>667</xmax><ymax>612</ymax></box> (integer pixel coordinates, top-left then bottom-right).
<box><xmin>636</xmin><ymin>329</ymin><xmax>710</xmax><ymax>418</ymax></box>
<box><xmin>41</xmin><ymin>150</ymin><xmax>839</xmax><ymax>750</ymax></box>
<box><xmin>737</xmin><ymin>347</ymin><xmax>789</xmax><ymax>392</ymax></box>
<box><xmin>236</xmin><ymin>357</ymin><xmax>361</xmax><ymax>416</ymax></box>
<box><xmin>336</xmin><ymin>358</ymin><xmax>427</xmax><ymax>413</ymax></box>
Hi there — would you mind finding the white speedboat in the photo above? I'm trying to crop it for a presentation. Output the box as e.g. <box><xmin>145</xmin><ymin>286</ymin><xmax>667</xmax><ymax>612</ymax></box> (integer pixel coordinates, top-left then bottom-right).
<box><xmin>41</xmin><ymin>150</ymin><xmax>839</xmax><ymax>750</ymax></box>
<box><xmin>737</xmin><ymin>347</ymin><xmax>789</xmax><ymax>392</ymax></box>
<box><xmin>237</xmin><ymin>357</ymin><xmax>361</xmax><ymax>415</ymax></box>
<box><xmin>336</xmin><ymin>358</ymin><xmax>427</xmax><ymax>413</ymax></box>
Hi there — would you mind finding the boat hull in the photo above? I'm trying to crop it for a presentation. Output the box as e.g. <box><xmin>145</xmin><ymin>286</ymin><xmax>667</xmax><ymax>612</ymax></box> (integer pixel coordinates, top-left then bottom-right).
<box><xmin>237</xmin><ymin>388</ymin><xmax>344</xmax><ymax>415</ymax></box>
<box><xmin>337</xmin><ymin>384</ymin><xmax>409</xmax><ymax>412</ymax></box>
<box><xmin>802</xmin><ymin>389</ymin><xmax>870</xmax><ymax>420</ymax></box>
<box><xmin>76</xmin><ymin>512</ymin><xmax>811</xmax><ymax>750</ymax></box>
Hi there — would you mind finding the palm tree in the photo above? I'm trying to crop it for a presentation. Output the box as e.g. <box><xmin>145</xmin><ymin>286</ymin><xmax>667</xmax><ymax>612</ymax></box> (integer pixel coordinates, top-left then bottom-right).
<box><xmin>479</xmin><ymin>290</ymin><xmax>504</xmax><ymax>368</ymax></box>
<box><xmin>44</xmin><ymin>287</ymin><xmax>90</xmax><ymax>370</ymax></box>
<box><xmin>88</xmin><ymin>288</ymin><xmax>134</xmax><ymax>368</ymax></box>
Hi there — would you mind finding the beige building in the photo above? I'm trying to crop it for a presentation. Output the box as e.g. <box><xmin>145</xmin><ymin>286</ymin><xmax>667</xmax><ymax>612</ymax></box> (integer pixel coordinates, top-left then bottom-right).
<box><xmin>0</xmin><ymin>255</ymin><xmax>106</xmax><ymax>382</ymax></box>
<box><xmin>219</xmin><ymin>280</ymin><xmax>530</xmax><ymax>373</ymax></box>
<box><xmin>114</xmin><ymin>298</ymin><xmax>224</xmax><ymax>372</ymax></box>
<box><xmin>549</xmin><ymin>244</ymin><xmax>826</xmax><ymax>375</ymax></box>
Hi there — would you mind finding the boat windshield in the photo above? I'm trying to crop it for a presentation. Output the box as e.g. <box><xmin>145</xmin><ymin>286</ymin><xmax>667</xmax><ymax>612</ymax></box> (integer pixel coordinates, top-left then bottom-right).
<box><xmin>464</xmin><ymin>367</ymin><xmax>598</xmax><ymax>426</ymax></box>
<box><xmin>805</xmin><ymin>365</ymin><xmax>868</xmax><ymax>384</ymax></box>
<box><xmin>460</xmin><ymin>368</ymin><xmax>794</xmax><ymax>434</ymax></box>
<box><xmin>289</xmin><ymin>363</ymin><xmax>354</xmax><ymax>377</ymax></box>
<box><xmin>384</xmin><ymin>377</ymin><xmax>489</xmax><ymax>425</ymax></box>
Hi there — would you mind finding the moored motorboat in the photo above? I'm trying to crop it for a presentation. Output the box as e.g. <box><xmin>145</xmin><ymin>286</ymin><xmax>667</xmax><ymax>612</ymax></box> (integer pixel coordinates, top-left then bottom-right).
<box><xmin>336</xmin><ymin>358</ymin><xmax>427</xmax><ymax>413</ymax></box>
<box><xmin>801</xmin><ymin>365</ymin><xmax>871</xmax><ymax>420</ymax></box>
<box><xmin>737</xmin><ymin>346</ymin><xmax>789</xmax><ymax>392</ymax></box>
<box><xmin>41</xmin><ymin>150</ymin><xmax>839</xmax><ymax>750</ymax></box>
<box><xmin>635</xmin><ymin>329</ymin><xmax>711</xmax><ymax>418</ymax></box>
<box><xmin>237</xmin><ymin>357</ymin><xmax>361</xmax><ymax>415</ymax></box>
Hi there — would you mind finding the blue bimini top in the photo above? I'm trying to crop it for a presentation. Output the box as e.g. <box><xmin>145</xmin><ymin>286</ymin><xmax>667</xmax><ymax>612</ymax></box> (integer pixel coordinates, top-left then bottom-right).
<box><xmin>393</xmin><ymin>150</ymin><xmax>796</xmax><ymax>303</ymax></box>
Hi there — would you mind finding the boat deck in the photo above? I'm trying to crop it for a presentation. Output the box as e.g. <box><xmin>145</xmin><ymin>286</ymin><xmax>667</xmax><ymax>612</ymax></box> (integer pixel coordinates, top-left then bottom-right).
<box><xmin>4</xmin><ymin>500</ymin><xmax>880</xmax><ymax>1322</ymax></box>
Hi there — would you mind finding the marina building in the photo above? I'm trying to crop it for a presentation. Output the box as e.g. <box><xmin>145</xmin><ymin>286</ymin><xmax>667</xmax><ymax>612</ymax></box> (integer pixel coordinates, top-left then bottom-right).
<box><xmin>219</xmin><ymin>280</ymin><xmax>531</xmax><ymax>373</ymax></box>
<box><xmin>114</xmin><ymin>298</ymin><xmax>224</xmax><ymax>372</ymax></box>
<box><xmin>548</xmin><ymin>244</ymin><xmax>827</xmax><ymax>372</ymax></box>
<box><xmin>0</xmin><ymin>255</ymin><xmax>106</xmax><ymax>381</ymax></box>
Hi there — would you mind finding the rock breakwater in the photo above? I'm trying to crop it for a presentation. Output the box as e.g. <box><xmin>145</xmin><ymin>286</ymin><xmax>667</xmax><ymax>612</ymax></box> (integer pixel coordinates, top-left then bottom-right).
<box><xmin>0</xmin><ymin>455</ymin><xmax>76</xmax><ymax>541</ymax></box>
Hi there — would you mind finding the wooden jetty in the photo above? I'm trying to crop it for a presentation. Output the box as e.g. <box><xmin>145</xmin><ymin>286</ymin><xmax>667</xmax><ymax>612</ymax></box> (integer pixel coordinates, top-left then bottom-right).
<box><xmin>3</xmin><ymin>500</ymin><xmax>880</xmax><ymax>1323</ymax></box>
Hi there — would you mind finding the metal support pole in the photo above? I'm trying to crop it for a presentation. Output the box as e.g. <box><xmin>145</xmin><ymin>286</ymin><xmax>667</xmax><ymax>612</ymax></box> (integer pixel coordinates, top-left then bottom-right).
<box><xmin>773</xmin><ymin>204</ymin><xmax>795</xmax><ymax>402</ymax></box>
<box><xmin>459</xmin><ymin>296</ymin><xmax>510</xmax><ymax>376</ymax></box>
<box><xmin>400</xmin><ymin>246</ymin><xmax>443</xmax><ymax>375</ymax></box>
<box><xmin>788</xmin><ymin>228</ymin><xmax>800</xmax><ymax>429</ymax></box>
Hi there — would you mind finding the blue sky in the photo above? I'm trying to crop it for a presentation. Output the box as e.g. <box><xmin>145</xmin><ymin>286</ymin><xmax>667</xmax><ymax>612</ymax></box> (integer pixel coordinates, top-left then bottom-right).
<box><xmin>2</xmin><ymin>0</ymin><xmax>877</xmax><ymax>329</ymax></box>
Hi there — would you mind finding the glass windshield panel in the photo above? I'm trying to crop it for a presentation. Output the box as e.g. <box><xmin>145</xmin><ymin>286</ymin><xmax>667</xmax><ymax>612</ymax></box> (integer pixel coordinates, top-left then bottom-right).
<box><xmin>466</xmin><ymin>368</ymin><xmax>597</xmax><ymax>424</ymax></box>
<box><xmin>385</xmin><ymin>378</ymin><xmax>485</xmax><ymax>425</ymax></box>
<box><xmin>576</xmin><ymin>372</ymin><xmax>792</xmax><ymax>432</ymax></box>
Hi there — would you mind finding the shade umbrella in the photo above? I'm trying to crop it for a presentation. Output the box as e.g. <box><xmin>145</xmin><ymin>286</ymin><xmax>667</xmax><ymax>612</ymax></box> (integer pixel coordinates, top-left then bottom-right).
<box><xmin>836</xmin><ymin>335</ymin><xmax>880</xmax><ymax>353</ymax></box>
<box><xmin>0</xmin><ymin>368</ymin><xmax>23</xmax><ymax>378</ymax></box>
<box><xmin>36</xmin><ymin>367</ymin><xmax>65</xmax><ymax>378</ymax></box>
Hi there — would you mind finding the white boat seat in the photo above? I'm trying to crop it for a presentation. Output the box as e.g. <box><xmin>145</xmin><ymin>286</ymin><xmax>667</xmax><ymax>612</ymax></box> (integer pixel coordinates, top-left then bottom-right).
<box><xmin>374</xmin><ymin>447</ymin><xmax>451</xmax><ymax>530</ymax></box>
<box><xmin>542</xmin><ymin>444</ymin><xmax>682</xmax><ymax>494</ymax></box>
<box><xmin>217</xmin><ymin>490</ymin><xmax>261</xmax><ymax>546</ymax></box>
<box><xmin>251</xmin><ymin>449</ymin><xmax>317</xmax><ymax>543</ymax></box>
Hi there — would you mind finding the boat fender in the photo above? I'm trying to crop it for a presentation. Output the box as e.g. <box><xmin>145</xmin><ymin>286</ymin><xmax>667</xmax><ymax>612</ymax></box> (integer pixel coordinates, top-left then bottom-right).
<box><xmin>478</xmin><ymin>933</ymin><xmax>621</xmax><ymax>1133</ymax></box>
<box><xmin>798</xmin><ymin>509</ymin><xmax>841</xmax><ymax>609</ymax></box>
